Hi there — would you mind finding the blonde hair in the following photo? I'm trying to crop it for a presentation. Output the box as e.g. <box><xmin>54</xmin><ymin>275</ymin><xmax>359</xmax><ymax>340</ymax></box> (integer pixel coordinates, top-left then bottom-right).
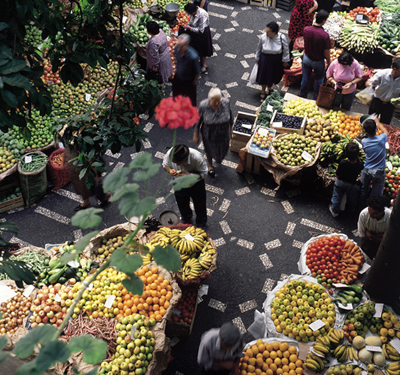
<box><xmin>208</xmin><ymin>87</ymin><xmax>222</xmax><ymax>101</ymax></box>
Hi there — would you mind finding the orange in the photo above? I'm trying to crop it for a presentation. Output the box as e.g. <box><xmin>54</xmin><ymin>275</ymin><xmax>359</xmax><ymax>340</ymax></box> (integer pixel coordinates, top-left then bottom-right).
<box><xmin>255</xmin><ymin>369</ymin><xmax>262</xmax><ymax>375</ymax></box>
<box><xmin>276</xmin><ymin>350</ymin><xmax>283</xmax><ymax>358</ymax></box>
<box><xmin>256</xmin><ymin>358</ymin><xmax>264</xmax><ymax>367</ymax></box>
<box><xmin>283</xmin><ymin>351</ymin><xmax>290</xmax><ymax>358</ymax></box>
<box><xmin>288</xmin><ymin>346</ymin><xmax>297</xmax><ymax>354</ymax></box>
<box><xmin>266</xmin><ymin>358</ymin><xmax>273</xmax><ymax>365</ymax></box>
<box><xmin>263</xmin><ymin>350</ymin><xmax>270</xmax><ymax>359</ymax></box>
<box><xmin>295</xmin><ymin>360</ymin><xmax>303</xmax><ymax>368</ymax></box>
<box><xmin>247</xmin><ymin>365</ymin><xmax>255</xmax><ymax>373</ymax></box>
<box><xmin>258</xmin><ymin>343</ymin><xmax>265</xmax><ymax>353</ymax></box>
<box><xmin>289</xmin><ymin>371</ymin><xmax>296</xmax><ymax>375</ymax></box>
<box><xmin>246</xmin><ymin>349</ymin><xmax>253</xmax><ymax>358</ymax></box>
<box><xmin>262</xmin><ymin>363</ymin><xmax>269</xmax><ymax>371</ymax></box>
<box><xmin>248</xmin><ymin>358</ymin><xmax>256</xmax><ymax>366</ymax></box>
<box><xmin>295</xmin><ymin>368</ymin><xmax>303</xmax><ymax>374</ymax></box>
<box><xmin>282</xmin><ymin>365</ymin><xmax>290</xmax><ymax>373</ymax></box>
<box><xmin>270</xmin><ymin>364</ymin><xmax>277</xmax><ymax>372</ymax></box>
<box><xmin>272</xmin><ymin>342</ymin><xmax>280</xmax><ymax>350</ymax></box>
<box><xmin>276</xmin><ymin>369</ymin><xmax>283</xmax><ymax>375</ymax></box>
<box><xmin>266</xmin><ymin>370</ymin><xmax>273</xmax><ymax>375</ymax></box>
<box><xmin>266</xmin><ymin>344</ymin><xmax>273</xmax><ymax>352</ymax></box>
<box><xmin>270</xmin><ymin>351</ymin><xmax>277</xmax><ymax>360</ymax></box>
<box><xmin>274</xmin><ymin>358</ymin><xmax>281</xmax><ymax>366</ymax></box>
<box><xmin>288</xmin><ymin>363</ymin><xmax>295</xmax><ymax>370</ymax></box>
<box><xmin>279</xmin><ymin>342</ymin><xmax>289</xmax><ymax>351</ymax></box>
<box><xmin>289</xmin><ymin>354</ymin><xmax>298</xmax><ymax>363</ymax></box>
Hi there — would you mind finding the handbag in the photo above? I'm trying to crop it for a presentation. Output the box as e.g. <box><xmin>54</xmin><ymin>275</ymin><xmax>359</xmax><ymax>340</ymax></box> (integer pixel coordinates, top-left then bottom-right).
<box><xmin>316</xmin><ymin>82</ymin><xmax>336</xmax><ymax>108</ymax></box>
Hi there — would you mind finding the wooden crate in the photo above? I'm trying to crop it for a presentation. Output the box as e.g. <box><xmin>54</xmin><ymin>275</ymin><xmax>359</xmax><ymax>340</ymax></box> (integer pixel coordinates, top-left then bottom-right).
<box><xmin>230</xmin><ymin>139</ymin><xmax>248</xmax><ymax>153</ymax></box>
<box><xmin>245</xmin><ymin>153</ymin><xmax>262</xmax><ymax>175</ymax></box>
<box><xmin>0</xmin><ymin>182</ymin><xmax>24</xmax><ymax>213</ymax></box>
<box><xmin>270</xmin><ymin>111</ymin><xmax>307</xmax><ymax>135</ymax></box>
<box><xmin>232</xmin><ymin>112</ymin><xmax>257</xmax><ymax>143</ymax></box>
<box><xmin>250</xmin><ymin>0</ymin><xmax>264</xmax><ymax>6</ymax></box>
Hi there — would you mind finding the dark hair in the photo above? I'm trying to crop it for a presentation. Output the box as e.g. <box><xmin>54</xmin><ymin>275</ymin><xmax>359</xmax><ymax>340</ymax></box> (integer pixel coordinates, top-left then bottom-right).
<box><xmin>172</xmin><ymin>144</ymin><xmax>189</xmax><ymax>163</ymax></box>
<box><xmin>184</xmin><ymin>3</ymin><xmax>198</xmax><ymax>14</ymax></box>
<box><xmin>367</xmin><ymin>195</ymin><xmax>386</xmax><ymax>212</ymax></box>
<box><xmin>146</xmin><ymin>21</ymin><xmax>160</xmax><ymax>35</ymax></box>
<box><xmin>392</xmin><ymin>58</ymin><xmax>400</xmax><ymax>70</ymax></box>
<box><xmin>316</xmin><ymin>10</ymin><xmax>329</xmax><ymax>24</ymax></box>
<box><xmin>266</xmin><ymin>21</ymin><xmax>279</xmax><ymax>34</ymax></box>
<box><xmin>345</xmin><ymin>142</ymin><xmax>359</xmax><ymax>161</ymax></box>
<box><xmin>363</xmin><ymin>119</ymin><xmax>376</xmax><ymax>135</ymax></box>
<box><xmin>338</xmin><ymin>51</ymin><xmax>354</xmax><ymax>66</ymax></box>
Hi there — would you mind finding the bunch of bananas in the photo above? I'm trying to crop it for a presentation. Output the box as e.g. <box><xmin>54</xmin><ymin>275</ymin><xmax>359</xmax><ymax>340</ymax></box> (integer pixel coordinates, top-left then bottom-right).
<box><xmin>305</xmin><ymin>353</ymin><xmax>328</xmax><ymax>372</ymax></box>
<box><xmin>387</xmin><ymin>362</ymin><xmax>400</xmax><ymax>375</ymax></box>
<box><xmin>383</xmin><ymin>343</ymin><xmax>400</xmax><ymax>361</ymax></box>
<box><xmin>334</xmin><ymin>344</ymin><xmax>358</xmax><ymax>362</ymax></box>
<box><xmin>319</xmin><ymin>135</ymin><xmax>365</xmax><ymax>166</ymax></box>
<box><xmin>181</xmin><ymin>258</ymin><xmax>203</xmax><ymax>280</ymax></box>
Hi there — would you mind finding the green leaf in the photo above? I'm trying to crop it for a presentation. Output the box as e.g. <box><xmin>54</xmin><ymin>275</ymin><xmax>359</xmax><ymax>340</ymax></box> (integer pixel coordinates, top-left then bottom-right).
<box><xmin>15</xmin><ymin>360</ymin><xmax>44</xmax><ymax>375</ymax></box>
<box><xmin>35</xmin><ymin>340</ymin><xmax>71</xmax><ymax>371</ymax></box>
<box><xmin>68</xmin><ymin>335</ymin><xmax>107</xmax><ymax>364</ymax></box>
<box><xmin>118</xmin><ymin>191</ymin><xmax>139</xmax><ymax>217</ymax></box>
<box><xmin>74</xmin><ymin>230</ymin><xmax>99</xmax><ymax>251</ymax></box>
<box><xmin>129</xmin><ymin>152</ymin><xmax>153</xmax><ymax>169</ymax></box>
<box><xmin>170</xmin><ymin>174</ymin><xmax>200</xmax><ymax>192</ymax></box>
<box><xmin>0</xmin><ymin>45</ymin><xmax>12</xmax><ymax>60</ymax></box>
<box><xmin>133</xmin><ymin>164</ymin><xmax>160</xmax><ymax>181</ymax></box>
<box><xmin>152</xmin><ymin>245</ymin><xmax>182</xmax><ymax>273</ymax></box>
<box><xmin>13</xmin><ymin>325</ymin><xmax>57</xmax><ymax>359</ymax></box>
<box><xmin>83</xmin><ymin>136</ymin><xmax>94</xmax><ymax>145</ymax></box>
<box><xmin>121</xmin><ymin>196</ymin><xmax>155</xmax><ymax>219</ymax></box>
<box><xmin>0</xmin><ymin>77</ymin><xmax>3</xmax><ymax>89</ymax></box>
<box><xmin>3</xmin><ymin>74</ymin><xmax>31</xmax><ymax>89</ymax></box>
<box><xmin>121</xmin><ymin>273</ymin><xmax>144</xmax><ymax>296</ymax></box>
<box><xmin>0</xmin><ymin>23</ymin><xmax>9</xmax><ymax>32</ymax></box>
<box><xmin>103</xmin><ymin>167</ymin><xmax>130</xmax><ymax>193</ymax></box>
<box><xmin>0</xmin><ymin>351</ymin><xmax>9</xmax><ymax>363</ymax></box>
<box><xmin>0</xmin><ymin>60</ymin><xmax>29</xmax><ymax>75</ymax></box>
<box><xmin>71</xmin><ymin>207</ymin><xmax>103</xmax><ymax>229</ymax></box>
<box><xmin>59</xmin><ymin>250</ymin><xmax>81</xmax><ymax>265</ymax></box>
<box><xmin>1</xmin><ymin>89</ymin><xmax>18</xmax><ymax>107</ymax></box>
<box><xmin>0</xmin><ymin>336</ymin><xmax>8</xmax><ymax>350</ymax></box>
<box><xmin>109</xmin><ymin>248</ymin><xmax>142</xmax><ymax>275</ymax></box>
<box><xmin>110</xmin><ymin>183</ymin><xmax>139</xmax><ymax>202</ymax></box>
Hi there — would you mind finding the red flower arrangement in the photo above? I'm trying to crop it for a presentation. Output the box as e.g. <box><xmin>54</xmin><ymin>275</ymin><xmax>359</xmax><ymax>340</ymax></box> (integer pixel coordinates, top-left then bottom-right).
<box><xmin>155</xmin><ymin>95</ymin><xmax>199</xmax><ymax>130</ymax></box>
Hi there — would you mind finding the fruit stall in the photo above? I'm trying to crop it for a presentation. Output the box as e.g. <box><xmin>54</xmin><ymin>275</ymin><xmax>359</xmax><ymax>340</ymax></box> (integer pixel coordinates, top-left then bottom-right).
<box><xmin>0</xmin><ymin>221</ymin><xmax>218</xmax><ymax>374</ymax></box>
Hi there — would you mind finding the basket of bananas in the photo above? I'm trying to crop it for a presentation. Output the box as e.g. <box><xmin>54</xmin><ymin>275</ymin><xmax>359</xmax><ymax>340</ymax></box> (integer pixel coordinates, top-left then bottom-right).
<box><xmin>145</xmin><ymin>225</ymin><xmax>218</xmax><ymax>285</ymax></box>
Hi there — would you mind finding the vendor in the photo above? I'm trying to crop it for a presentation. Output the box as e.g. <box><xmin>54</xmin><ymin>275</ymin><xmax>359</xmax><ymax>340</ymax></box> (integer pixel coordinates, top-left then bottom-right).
<box><xmin>357</xmin><ymin>195</ymin><xmax>392</xmax><ymax>259</ymax></box>
<box><xmin>365</xmin><ymin>58</ymin><xmax>400</xmax><ymax>125</ymax></box>
<box><xmin>198</xmin><ymin>322</ymin><xmax>245</xmax><ymax>375</ymax></box>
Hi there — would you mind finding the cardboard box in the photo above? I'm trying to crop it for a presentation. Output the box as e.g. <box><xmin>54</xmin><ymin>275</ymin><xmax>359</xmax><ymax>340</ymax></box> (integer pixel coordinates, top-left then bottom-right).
<box><xmin>250</xmin><ymin>0</ymin><xmax>264</xmax><ymax>6</ymax></box>
<box><xmin>230</xmin><ymin>139</ymin><xmax>247</xmax><ymax>153</ymax></box>
<box><xmin>166</xmin><ymin>286</ymin><xmax>199</xmax><ymax>337</ymax></box>
<box><xmin>270</xmin><ymin>111</ymin><xmax>307</xmax><ymax>135</ymax></box>
<box><xmin>232</xmin><ymin>111</ymin><xmax>257</xmax><ymax>143</ymax></box>
<box><xmin>0</xmin><ymin>182</ymin><xmax>24</xmax><ymax>213</ymax></box>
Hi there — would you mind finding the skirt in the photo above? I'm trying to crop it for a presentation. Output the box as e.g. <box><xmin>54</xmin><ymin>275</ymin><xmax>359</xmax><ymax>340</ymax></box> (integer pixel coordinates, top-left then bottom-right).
<box><xmin>201</xmin><ymin>121</ymin><xmax>231</xmax><ymax>164</ymax></box>
<box><xmin>189</xmin><ymin>26</ymin><xmax>213</xmax><ymax>58</ymax></box>
<box><xmin>256</xmin><ymin>53</ymin><xmax>284</xmax><ymax>87</ymax></box>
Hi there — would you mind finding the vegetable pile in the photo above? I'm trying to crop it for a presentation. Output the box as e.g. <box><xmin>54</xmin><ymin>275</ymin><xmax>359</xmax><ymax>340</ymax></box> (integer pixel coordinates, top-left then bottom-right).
<box><xmin>283</xmin><ymin>99</ymin><xmax>322</xmax><ymax>119</ymax></box>
<box><xmin>0</xmin><ymin>186</ymin><xmax>21</xmax><ymax>204</ymax></box>
<box><xmin>384</xmin><ymin>166</ymin><xmax>400</xmax><ymax>200</ymax></box>
<box><xmin>256</xmin><ymin>91</ymin><xmax>284</xmax><ymax>127</ymax></box>
<box><xmin>19</xmin><ymin>152</ymin><xmax>48</xmax><ymax>173</ymax></box>
<box><xmin>375</xmin><ymin>0</ymin><xmax>400</xmax><ymax>13</ymax></box>
<box><xmin>378</xmin><ymin>10</ymin><xmax>400</xmax><ymax>54</ymax></box>
<box><xmin>347</xmin><ymin>7</ymin><xmax>381</xmax><ymax>23</ymax></box>
<box><xmin>129</xmin><ymin>13</ymin><xmax>169</xmax><ymax>45</ymax></box>
<box><xmin>339</xmin><ymin>19</ymin><xmax>379</xmax><ymax>53</ymax></box>
<box><xmin>305</xmin><ymin>235</ymin><xmax>365</xmax><ymax>287</ymax></box>
<box><xmin>273</xmin><ymin>134</ymin><xmax>317</xmax><ymax>166</ymax></box>
<box><xmin>323</xmin><ymin>12</ymin><xmax>346</xmax><ymax>41</ymax></box>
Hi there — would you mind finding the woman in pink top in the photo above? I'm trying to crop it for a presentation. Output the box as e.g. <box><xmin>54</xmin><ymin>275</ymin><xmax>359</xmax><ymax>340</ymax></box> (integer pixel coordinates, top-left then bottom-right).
<box><xmin>326</xmin><ymin>51</ymin><xmax>363</xmax><ymax>110</ymax></box>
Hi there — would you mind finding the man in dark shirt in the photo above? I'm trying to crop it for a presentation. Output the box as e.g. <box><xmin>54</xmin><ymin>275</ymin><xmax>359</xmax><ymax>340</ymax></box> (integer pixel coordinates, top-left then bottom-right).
<box><xmin>299</xmin><ymin>10</ymin><xmax>331</xmax><ymax>100</ymax></box>
<box><xmin>172</xmin><ymin>33</ymin><xmax>201</xmax><ymax>106</ymax></box>
<box><xmin>329</xmin><ymin>142</ymin><xmax>364</xmax><ymax>217</ymax></box>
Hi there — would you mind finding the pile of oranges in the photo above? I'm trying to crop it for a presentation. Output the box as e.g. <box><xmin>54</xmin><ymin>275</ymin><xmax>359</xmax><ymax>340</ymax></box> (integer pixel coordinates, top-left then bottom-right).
<box><xmin>239</xmin><ymin>340</ymin><xmax>304</xmax><ymax>375</ymax></box>
<box><xmin>119</xmin><ymin>266</ymin><xmax>173</xmax><ymax>321</ymax></box>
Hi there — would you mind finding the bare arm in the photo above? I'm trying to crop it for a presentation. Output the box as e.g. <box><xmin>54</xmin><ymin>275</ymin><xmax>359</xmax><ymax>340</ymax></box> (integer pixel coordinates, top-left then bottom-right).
<box><xmin>308</xmin><ymin>0</ymin><xmax>318</xmax><ymax>14</ymax></box>
<box><xmin>375</xmin><ymin>118</ymin><xmax>389</xmax><ymax>134</ymax></box>
<box><xmin>324</xmin><ymin>49</ymin><xmax>331</xmax><ymax>66</ymax></box>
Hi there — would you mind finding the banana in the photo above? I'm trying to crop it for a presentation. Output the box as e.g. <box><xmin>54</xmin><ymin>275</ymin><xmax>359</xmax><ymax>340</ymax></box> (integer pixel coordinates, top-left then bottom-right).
<box><xmin>334</xmin><ymin>344</ymin><xmax>345</xmax><ymax>357</ymax></box>
<box><xmin>314</xmin><ymin>343</ymin><xmax>330</xmax><ymax>354</ymax></box>
<box><xmin>348</xmin><ymin>346</ymin><xmax>353</xmax><ymax>361</ymax></box>
<box><xmin>305</xmin><ymin>358</ymin><xmax>320</xmax><ymax>372</ymax></box>
<box><xmin>352</xmin><ymin>347</ymin><xmax>358</xmax><ymax>361</ymax></box>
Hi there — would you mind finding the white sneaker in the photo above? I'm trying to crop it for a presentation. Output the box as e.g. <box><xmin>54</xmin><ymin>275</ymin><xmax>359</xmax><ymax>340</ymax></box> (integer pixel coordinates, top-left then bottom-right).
<box><xmin>329</xmin><ymin>204</ymin><xmax>339</xmax><ymax>218</ymax></box>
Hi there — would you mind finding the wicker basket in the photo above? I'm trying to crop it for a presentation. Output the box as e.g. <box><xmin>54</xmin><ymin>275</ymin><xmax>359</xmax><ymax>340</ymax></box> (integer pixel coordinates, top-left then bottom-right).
<box><xmin>47</xmin><ymin>148</ymin><xmax>71</xmax><ymax>191</ymax></box>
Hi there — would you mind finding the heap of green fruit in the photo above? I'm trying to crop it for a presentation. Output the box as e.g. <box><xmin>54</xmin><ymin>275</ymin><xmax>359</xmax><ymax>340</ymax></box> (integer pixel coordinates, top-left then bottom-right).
<box><xmin>99</xmin><ymin>314</ymin><xmax>156</xmax><ymax>375</ymax></box>
<box><xmin>0</xmin><ymin>146</ymin><xmax>19</xmax><ymax>173</ymax></box>
<box><xmin>95</xmin><ymin>233</ymin><xmax>144</xmax><ymax>261</ymax></box>
<box><xmin>283</xmin><ymin>99</ymin><xmax>322</xmax><ymax>119</ymax></box>
<box><xmin>24</xmin><ymin>25</ymin><xmax>43</xmax><ymax>49</ymax></box>
<box><xmin>326</xmin><ymin>364</ymin><xmax>370</xmax><ymax>375</ymax></box>
<box><xmin>343</xmin><ymin>302</ymin><xmax>383</xmax><ymax>342</ymax></box>
<box><xmin>305</xmin><ymin>118</ymin><xmax>337</xmax><ymax>142</ymax></box>
<box><xmin>273</xmin><ymin>134</ymin><xmax>318</xmax><ymax>166</ymax></box>
<box><xmin>270</xmin><ymin>279</ymin><xmax>336</xmax><ymax>342</ymax></box>
<box><xmin>0</xmin><ymin>186</ymin><xmax>21</xmax><ymax>203</ymax></box>
<box><xmin>129</xmin><ymin>13</ymin><xmax>169</xmax><ymax>45</ymax></box>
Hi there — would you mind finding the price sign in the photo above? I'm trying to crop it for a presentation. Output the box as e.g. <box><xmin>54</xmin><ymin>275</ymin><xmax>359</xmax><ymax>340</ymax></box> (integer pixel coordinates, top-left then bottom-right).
<box><xmin>309</xmin><ymin>319</ymin><xmax>325</xmax><ymax>331</ymax></box>
<box><xmin>387</xmin><ymin>161</ymin><xmax>393</xmax><ymax>171</ymax></box>
<box><xmin>25</xmin><ymin>155</ymin><xmax>32</xmax><ymax>164</ymax></box>
<box><xmin>68</xmin><ymin>260</ymin><xmax>80</xmax><ymax>268</ymax></box>
<box><xmin>338</xmin><ymin>302</ymin><xmax>353</xmax><ymax>310</ymax></box>
<box><xmin>373</xmin><ymin>303</ymin><xmax>384</xmax><ymax>318</ymax></box>
<box><xmin>361</xmin><ymin>372</ymin><xmax>368</xmax><ymax>375</ymax></box>
<box><xmin>242</xmin><ymin>124</ymin><xmax>252</xmax><ymax>129</ymax></box>
<box><xmin>105</xmin><ymin>295</ymin><xmax>116</xmax><ymax>308</ymax></box>
<box><xmin>130</xmin><ymin>326</ymin><xmax>137</xmax><ymax>339</ymax></box>
<box><xmin>272</xmin><ymin>122</ymin><xmax>282</xmax><ymax>128</ymax></box>
<box><xmin>386</xmin><ymin>142</ymin><xmax>390</xmax><ymax>150</ymax></box>
<box><xmin>390</xmin><ymin>338</ymin><xmax>400</xmax><ymax>354</ymax></box>
<box><xmin>141</xmin><ymin>0</ymin><xmax>146</xmax><ymax>3</ymax></box>
<box><xmin>184</xmin><ymin>234</ymin><xmax>194</xmax><ymax>241</ymax></box>
<box><xmin>85</xmin><ymin>93</ymin><xmax>91</xmax><ymax>102</ymax></box>
<box><xmin>366</xmin><ymin>345</ymin><xmax>382</xmax><ymax>353</ymax></box>
<box><xmin>54</xmin><ymin>294</ymin><xmax>62</xmax><ymax>302</ymax></box>
<box><xmin>266</xmin><ymin>104</ymin><xmax>273</xmax><ymax>112</ymax></box>
<box><xmin>358</xmin><ymin>263</ymin><xmax>371</xmax><ymax>274</ymax></box>
<box><xmin>23</xmin><ymin>285</ymin><xmax>35</xmax><ymax>297</ymax></box>
<box><xmin>355</xmin><ymin>14</ymin><xmax>363</xmax><ymax>21</ymax></box>
<box><xmin>259</xmin><ymin>128</ymin><xmax>271</xmax><ymax>136</ymax></box>
<box><xmin>87</xmin><ymin>283</ymin><xmax>94</xmax><ymax>291</ymax></box>
<box><xmin>0</xmin><ymin>284</ymin><xmax>16</xmax><ymax>304</ymax></box>
<box><xmin>302</xmin><ymin>151</ymin><xmax>313</xmax><ymax>161</ymax></box>
<box><xmin>397</xmin><ymin>168</ymin><xmax>400</xmax><ymax>175</ymax></box>
<box><xmin>122</xmin><ymin>16</ymin><xmax>127</xmax><ymax>24</ymax></box>
<box><xmin>333</xmin><ymin>283</ymin><xmax>348</xmax><ymax>288</ymax></box>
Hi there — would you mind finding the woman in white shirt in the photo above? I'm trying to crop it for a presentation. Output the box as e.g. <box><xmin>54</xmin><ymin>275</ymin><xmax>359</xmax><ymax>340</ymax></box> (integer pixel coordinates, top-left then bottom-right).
<box><xmin>182</xmin><ymin>3</ymin><xmax>213</xmax><ymax>74</ymax></box>
<box><xmin>255</xmin><ymin>21</ymin><xmax>290</xmax><ymax>101</ymax></box>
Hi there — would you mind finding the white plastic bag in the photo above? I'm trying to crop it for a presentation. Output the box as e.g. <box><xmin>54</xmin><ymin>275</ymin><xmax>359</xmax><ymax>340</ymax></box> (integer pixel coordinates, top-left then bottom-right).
<box><xmin>356</xmin><ymin>86</ymin><xmax>374</xmax><ymax>104</ymax></box>
<box><xmin>249</xmin><ymin>64</ymin><xmax>258</xmax><ymax>85</ymax></box>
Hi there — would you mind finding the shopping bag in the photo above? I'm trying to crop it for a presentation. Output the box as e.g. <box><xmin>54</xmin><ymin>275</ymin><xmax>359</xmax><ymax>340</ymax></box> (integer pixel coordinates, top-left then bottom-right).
<box><xmin>249</xmin><ymin>64</ymin><xmax>258</xmax><ymax>85</ymax></box>
<box><xmin>356</xmin><ymin>86</ymin><xmax>374</xmax><ymax>104</ymax></box>
<box><xmin>316</xmin><ymin>82</ymin><xmax>336</xmax><ymax>108</ymax></box>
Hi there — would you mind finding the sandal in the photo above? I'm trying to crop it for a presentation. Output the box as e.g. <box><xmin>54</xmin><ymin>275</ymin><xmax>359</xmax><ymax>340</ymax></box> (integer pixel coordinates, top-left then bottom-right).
<box><xmin>74</xmin><ymin>204</ymin><xmax>91</xmax><ymax>212</ymax></box>
<box><xmin>208</xmin><ymin>169</ymin><xmax>215</xmax><ymax>178</ymax></box>
<box><xmin>260</xmin><ymin>93</ymin><xmax>266</xmax><ymax>102</ymax></box>
<box><xmin>201</xmin><ymin>66</ymin><xmax>208</xmax><ymax>74</ymax></box>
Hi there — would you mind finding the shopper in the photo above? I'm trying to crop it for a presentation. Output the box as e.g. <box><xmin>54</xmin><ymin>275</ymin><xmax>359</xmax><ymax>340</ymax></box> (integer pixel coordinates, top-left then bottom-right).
<box><xmin>182</xmin><ymin>3</ymin><xmax>213</xmax><ymax>74</ymax></box>
<box><xmin>329</xmin><ymin>142</ymin><xmax>363</xmax><ymax>217</ymax></box>
<box><xmin>194</xmin><ymin>0</ymin><xmax>209</xmax><ymax>11</ymax></box>
<box><xmin>172</xmin><ymin>34</ymin><xmax>201</xmax><ymax>106</ymax></box>
<box><xmin>299</xmin><ymin>10</ymin><xmax>331</xmax><ymax>100</ymax></box>
<box><xmin>365</xmin><ymin>58</ymin><xmax>400</xmax><ymax>125</ymax></box>
<box><xmin>255</xmin><ymin>21</ymin><xmax>290</xmax><ymax>101</ymax></box>
<box><xmin>360</xmin><ymin>118</ymin><xmax>389</xmax><ymax>207</ymax></box>
<box><xmin>288</xmin><ymin>0</ymin><xmax>318</xmax><ymax>50</ymax></box>
<box><xmin>198</xmin><ymin>321</ymin><xmax>245</xmax><ymax>375</ymax></box>
<box><xmin>357</xmin><ymin>195</ymin><xmax>392</xmax><ymax>259</ymax></box>
<box><xmin>145</xmin><ymin>21</ymin><xmax>173</xmax><ymax>84</ymax></box>
<box><xmin>162</xmin><ymin>144</ymin><xmax>208</xmax><ymax>228</ymax></box>
<box><xmin>193</xmin><ymin>88</ymin><xmax>233</xmax><ymax>177</ymax></box>
<box><xmin>326</xmin><ymin>51</ymin><xmax>363</xmax><ymax>111</ymax></box>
